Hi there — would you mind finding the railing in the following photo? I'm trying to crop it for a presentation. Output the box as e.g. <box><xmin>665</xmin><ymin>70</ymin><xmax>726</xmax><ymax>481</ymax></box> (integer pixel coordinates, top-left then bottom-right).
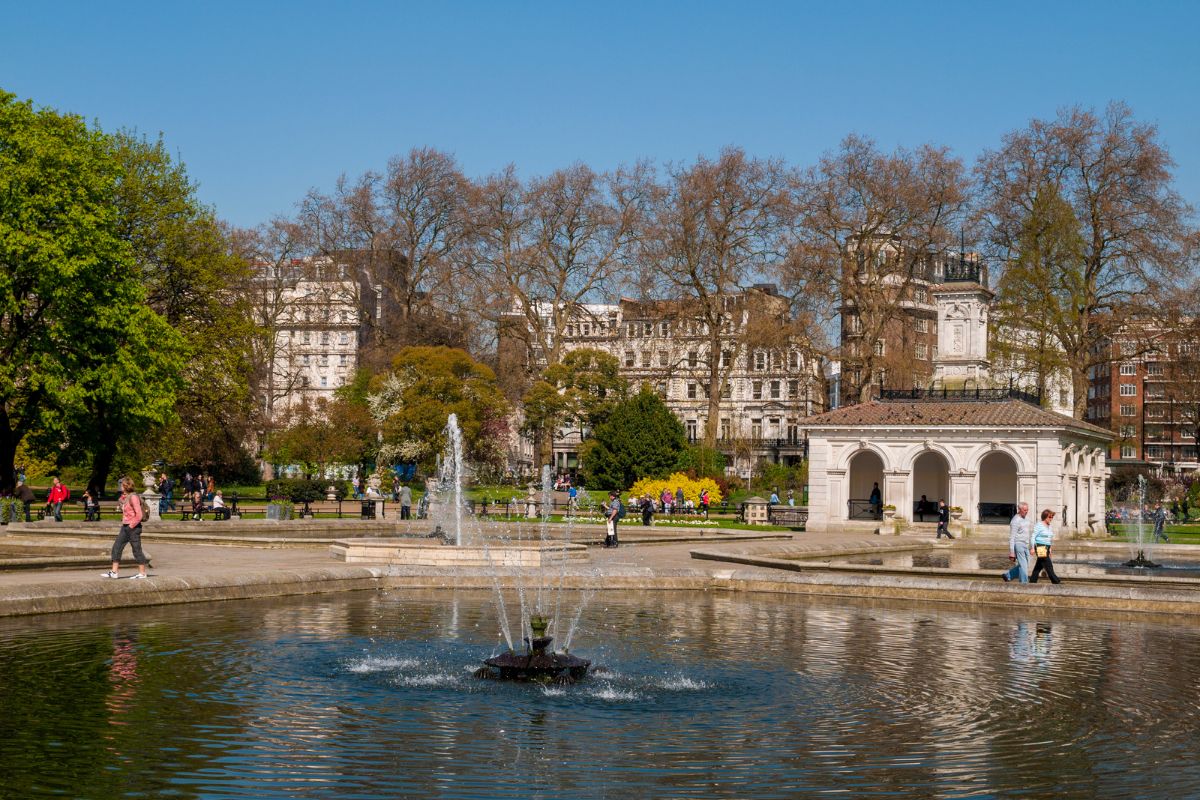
<box><xmin>878</xmin><ymin>387</ymin><xmax>1041</xmax><ymax>405</ymax></box>
<box><xmin>848</xmin><ymin>499</ymin><xmax>882</xmax><ymax>520</ymax></box>
<box><xmin>768</xmin><ymin>506</ymin><xmax>808</xmax><ymax>528</ymax></box>
<box><xmin>979</xmin><ymin>502</ymin><xmax>1017</xmax><ymax>523</ymax></box>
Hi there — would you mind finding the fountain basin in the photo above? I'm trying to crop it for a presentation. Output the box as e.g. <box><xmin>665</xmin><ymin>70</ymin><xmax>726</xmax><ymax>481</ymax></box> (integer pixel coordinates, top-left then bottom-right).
<box><xmin>330</xmin><ymin>538</ymin><xmax>589</xmax><ymax>567</ymax></box>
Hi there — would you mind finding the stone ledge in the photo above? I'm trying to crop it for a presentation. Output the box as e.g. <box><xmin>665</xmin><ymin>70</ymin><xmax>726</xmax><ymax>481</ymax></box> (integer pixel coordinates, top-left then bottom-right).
<box><xmin>0</xmin><ymin>567</ymin><xmax>384</xmax><ymax>618</ymax></box>
<box><xmin>331</xmin><ymin>539</ymin><xmax>589</xmax><ymax>567</ymax></box>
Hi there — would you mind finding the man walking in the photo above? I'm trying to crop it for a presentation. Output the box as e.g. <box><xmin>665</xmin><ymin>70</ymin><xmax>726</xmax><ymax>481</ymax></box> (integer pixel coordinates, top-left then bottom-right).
<box><xmin>1152</xmin><ymin>502</ymin><xmax>1170</xmax><ymax>543</ymax></box>
<box><xmin>604</xmin><ymin>490</ymin><xmax>623</xmax><ymax>548</ymax></box>
<box><xmin>1003</xmin><ymin>502</ymin><xmax>1032</xmax><ymax>583</ymax></box>
<box><xmin>16</xmin><ymin>480</ymin><xmax>34</xmax><ymax>522</ymax></box>
<box><xmin>48</xmin><ymin>477</ymin><xmax>69</xmax><ymax>522</ymax></box>
<box><xmin>399</xmin><ymin>484</ymin><xmax>412</xmax><ymax>520</ymax></box>
<box><xmin>936</xmin><ymin>499</ymin><xmax>954</xmax><ymax>539</ymax></box>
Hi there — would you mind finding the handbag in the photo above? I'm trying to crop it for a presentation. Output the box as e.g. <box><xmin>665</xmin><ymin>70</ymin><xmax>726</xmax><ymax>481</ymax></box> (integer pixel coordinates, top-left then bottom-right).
<box><xmin>1035</xmin><ymin>544</ymin><xmax>1050</xmax><ymax>558</ymax></box>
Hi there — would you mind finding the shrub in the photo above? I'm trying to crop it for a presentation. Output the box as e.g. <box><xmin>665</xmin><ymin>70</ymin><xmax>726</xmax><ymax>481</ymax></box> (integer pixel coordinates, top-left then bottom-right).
<box><xmin>265</xmin><ymin>478</ymin><xmax>328</xmax><ymax>504</ymax></box>
<box><xmin>629</xmin><ymin>472</ymin><xmax>723</xmax><ymax>505</ymax></box>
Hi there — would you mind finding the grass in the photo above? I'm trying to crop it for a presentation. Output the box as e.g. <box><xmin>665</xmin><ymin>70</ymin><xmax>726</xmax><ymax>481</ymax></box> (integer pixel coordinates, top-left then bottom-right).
<box><xmin>1108</xmin><ymin>523</ymin><xmax>1200</xmax><ymax>545</ymax></box>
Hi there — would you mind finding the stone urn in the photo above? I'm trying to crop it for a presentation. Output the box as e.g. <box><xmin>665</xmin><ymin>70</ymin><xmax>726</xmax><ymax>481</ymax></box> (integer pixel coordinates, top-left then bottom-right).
<box><xmin>525</xmin><ymin>485</ymin><xmax>540</xmax><ymax>519</ymax></box>
<box><xmin>140</xmin><ymin>469</ymin><xmax>162</xmax><ymax>522</ymax></box>
<box><xmin>949</xmin><ymin>508</ymin><xmax>963</xmax><ymax>521</ymax></box>
<box><xmin>325</xmin><ymin>484</ymin><xmax>337</xmax><ymax>502</ymax></box>
<box><xmin>882</xmin><ymin>506</ymin><xmax>896</xmax><ymax>521</ymax></box>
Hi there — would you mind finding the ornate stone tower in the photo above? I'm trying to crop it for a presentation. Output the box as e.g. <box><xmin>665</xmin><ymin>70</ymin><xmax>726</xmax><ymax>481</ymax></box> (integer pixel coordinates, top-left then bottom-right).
<box><xmin>932</xmin><ymin>256</ymin><xmax>993</xmax><ymax>387</ymax></box>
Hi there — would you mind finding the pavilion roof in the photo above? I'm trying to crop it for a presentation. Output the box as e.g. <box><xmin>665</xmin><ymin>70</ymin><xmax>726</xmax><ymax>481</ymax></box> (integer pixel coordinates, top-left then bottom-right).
<box><xmin>802</xmin><ymin>399</ymin><xmax>1114</xmax><ymax>439</ymax></box>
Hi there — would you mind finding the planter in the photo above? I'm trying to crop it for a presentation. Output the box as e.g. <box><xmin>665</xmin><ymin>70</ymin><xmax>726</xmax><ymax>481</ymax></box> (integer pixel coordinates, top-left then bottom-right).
<box><xmin>882</xmin><ymin>508</ymin><xmax>896</xmax><ymax>520</ymax></box>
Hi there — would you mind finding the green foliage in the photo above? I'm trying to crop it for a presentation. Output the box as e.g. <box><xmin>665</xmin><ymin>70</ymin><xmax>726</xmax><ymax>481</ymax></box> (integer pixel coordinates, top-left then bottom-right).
<box><xmin>0</xmin><ymin>90</ymin><xmax>182</xmax><ymax>491</ymax></box>
<box><xmin>369</xmin><ymin>346</ymin><xmax>511</xmax><ymax>471</ymax></box>
<box><xmin>757</xmin><ymin>460</ymin><xmax>808</xmax><ymax>493</ymax></box>
<box><xmin>522</xmin><ymin>348</ymin><xmax>628</xmax><ymax>467</ymax></box>
<box><xmin>264</xmin><ymin>478</ymin><xmax>338</xmax><ymax>503</ymax></box>
<box><xmin>108</xmin><ymin>130</ymin><xmax>256</xmax><ymax>478</ymax></box>
<box><xmin>579</xmin><ymin>386</ymin><xmax>687</xmax><ymax>491</ymax></box>
<box><xmin>265</xmin><ymin>398</ymin><xmax>376</xmax><ymax>478</ymax></box>
<box><xmin>677</xmin><ymin>444</ymin><xmax>727</xmax><ymax>479</ymax></box>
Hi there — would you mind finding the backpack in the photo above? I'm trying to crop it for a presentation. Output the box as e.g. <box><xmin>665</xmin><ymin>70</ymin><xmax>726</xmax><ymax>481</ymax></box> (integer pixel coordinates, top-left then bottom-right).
<box><xmin>615</xmin><ymin>499</ymin><xmax>626</xmax><ymax>520</ymax></box>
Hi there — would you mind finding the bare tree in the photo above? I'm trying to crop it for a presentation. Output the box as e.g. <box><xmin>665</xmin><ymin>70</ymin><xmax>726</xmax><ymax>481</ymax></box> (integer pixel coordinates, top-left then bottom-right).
<box><xmin>475</xmin><ymin>162</ymin><xmax>647</xmax><ymax>437</ymax></box>
<box><xmin>637</xmin><ymin>148</ymin><xmax>798</xmax><ymax>446</ymax></box>
<box><xmin>976</xmin><ymin>102</ymin><xmax>1193</xmax><ymax>418</ymax></box>
<box><xmin>787</xmin><ymin>136</ymin><xmax>969</xmax><ymax>403</ymax></box>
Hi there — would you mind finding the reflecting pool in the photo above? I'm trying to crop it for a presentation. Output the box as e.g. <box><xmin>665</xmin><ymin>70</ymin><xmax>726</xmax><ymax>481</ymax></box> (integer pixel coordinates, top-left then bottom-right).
<box><xmin>2</xmin><ymin>589</ymin><xmax>1199</xmax><ymax>799</ymax></box>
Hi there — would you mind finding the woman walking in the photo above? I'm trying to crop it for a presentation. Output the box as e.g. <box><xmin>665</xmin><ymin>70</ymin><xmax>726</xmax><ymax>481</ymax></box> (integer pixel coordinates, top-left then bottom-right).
<box><xmin>1029</xmin><ymin>508</ymin><xmax>1062</xmax><ymax>584</ymax></box>
<box><xmin>102</xmin><ymin>477</ymin><xmax>150</xmax><ymax>579</ymax></box>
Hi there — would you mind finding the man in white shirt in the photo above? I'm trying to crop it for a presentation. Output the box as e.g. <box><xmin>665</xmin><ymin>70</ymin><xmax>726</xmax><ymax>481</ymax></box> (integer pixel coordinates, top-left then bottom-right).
<box><xmin>1002</xmin><ymin>502</ymin><xmax>1032</xmax><ymax>584</ymax></box>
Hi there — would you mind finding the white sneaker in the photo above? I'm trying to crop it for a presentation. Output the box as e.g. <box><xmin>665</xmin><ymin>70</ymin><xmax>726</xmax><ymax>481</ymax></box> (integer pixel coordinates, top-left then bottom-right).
<box><xmin>130</xmin><ymin>573</ymin><xmax>148</xmax><ymax>580</ymax></box>
<box><xmin>101</xmin><ymin>571</ymin><xmax>119</xmax><ymax>579</ymax></box>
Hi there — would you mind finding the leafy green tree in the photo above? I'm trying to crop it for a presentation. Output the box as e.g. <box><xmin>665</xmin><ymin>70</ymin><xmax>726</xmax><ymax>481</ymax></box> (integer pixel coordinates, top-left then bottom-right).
<box><xmin>368</xmin><ymin>346</ymin><xmax>511</xmax><ymax>471</ymax></box>
<box><xmin>0</xmin><ymin>91</ymin><xmax>182</xmax><ymax>492</ymax></box>
<box><xmin>521</xmin><ymin>347</ymin><xmax>628</xmax><ymax>468</ymax></box>
<box><xmin>108</xmin><ymin>131</ymin><xmax>256</xmax><ymax>476</ymax></box>
<box><xmin>579</xmin><ymin>386</ymin><xmax>687</xmax><ymax>490</ymax></box>
<box><xmin>265</xmin><ymin>398</ymin><xmax>376</xmax><ymax>479</ymax></box>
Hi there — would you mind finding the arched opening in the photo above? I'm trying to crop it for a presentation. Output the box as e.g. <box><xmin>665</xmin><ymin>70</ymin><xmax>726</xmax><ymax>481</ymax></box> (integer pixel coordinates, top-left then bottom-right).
<box><xmin>848</xmin><ymin>450</ymin><xmax>884</xmax><ymax>519</ymax></box>
<box><xmin>978</xmin><ymin>451</ymin><xmax>1018</xmax><ymax>523</ymax></box>
<box><xmin>912</xmin><ymin>451</ymin><xmax>950</xmax><ymax>519</ymax></box>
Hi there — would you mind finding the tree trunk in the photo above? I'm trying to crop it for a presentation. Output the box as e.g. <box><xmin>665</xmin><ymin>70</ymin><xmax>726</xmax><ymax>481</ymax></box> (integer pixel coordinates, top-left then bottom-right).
<box><xmin>538</xmin><ymin>427</ymin><xmax>554</xmax><ymax>475</ymax></box>
<box><xmin>88</xmin><ymin>443</ymin><xmax>116</xmax><ymax>499</ymax></box>
<box><xmin>1071</xmin><ymin>360</ymin><xmax>1090</xmax><ymax>421</ymax></box>
<box><xmin>0</xmin><ymin>426</ymin><xmax>17</xmax><ymax>493</ymax></box>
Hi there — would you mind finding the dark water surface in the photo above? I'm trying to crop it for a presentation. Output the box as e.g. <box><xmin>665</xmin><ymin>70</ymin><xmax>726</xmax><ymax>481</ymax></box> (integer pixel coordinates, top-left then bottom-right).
<box><xmin>1</xmin><ymin>589</ymin><xmax>1199</xmax><ymax>799</ymax></box>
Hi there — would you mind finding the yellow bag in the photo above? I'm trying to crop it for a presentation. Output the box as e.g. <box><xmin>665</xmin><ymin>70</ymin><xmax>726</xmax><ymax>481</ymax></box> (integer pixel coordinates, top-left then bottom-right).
<box><xmin>1035</xmin><ymin>545</ymin><xmax>1050</xmax><ymax>558</ymax></box>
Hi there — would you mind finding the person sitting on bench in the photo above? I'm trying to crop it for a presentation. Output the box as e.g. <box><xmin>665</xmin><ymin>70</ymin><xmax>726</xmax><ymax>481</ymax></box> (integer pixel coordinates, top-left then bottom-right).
<box><xmin>82</xmin><ymin>489</ymin><xmax>101</xmax><ymax>522</ymax></box>
<box><xmin>212</xmin><ymin>490</ymin><xmax>229</xmax><ymax>520</ymax></box>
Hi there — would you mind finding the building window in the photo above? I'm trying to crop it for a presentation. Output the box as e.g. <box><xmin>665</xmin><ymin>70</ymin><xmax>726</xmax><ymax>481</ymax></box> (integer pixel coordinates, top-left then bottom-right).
<box><xmin>914</xmin><ymin>288</ymin><xmax>927</xmax><ymax>303</ymax></box>
<box><xmin>720</xmin><ymin>418</ymin><xmax>730</xmax><ymax>440</ymax></box>
<box><xmin>302</xmin><ymin>332</ymin><xmax>311</xmax><ymax>345</ymax></box>
<box><xmin>319</xmin><ymin>376</ymin><xmax>328</xmax><ymax>388</ymax></box>
<box><xmin>581</xmin><ymin>322</ymin><xmax>591</xmax><ymax>336</ymax></box>
<box><xmin>788</xmin><ymin>380</ymin><xmax>799</xmax><ymax>398</ymax></box>
<box><xmin>1147</xmin><ymin>445</ymin><xmax>1165</xmax><ymax>459</ymax></box>
<box><xmin>688</xmin><ymin>351</ymin><xmax>698</xmax><ymax>368</ymax></box>
<box><xmin>302</xmin><ymin>355</ymin><xmax>311</xmax><ymax>366</ymax></box>
<box><xmin>916</xmin><ymin>343</ymin><xmax>927</xmax><ymax>360</ymax></box>
<box><xmin>641</xmin><ymin>351</ymin><xmax>651</xmax><ymax>368</ymax></box>
<box><xmin>915</xmin><ymin>318</ymin><xmax>928</xmax><ymax>333</ymax></box>
<box><xmin>686</xmin><ymin>420</ymin><xmax>697</xmax><ymax>441</ymax></box>
<box><xmin>339</xmin><ymin>332</ymin><xmax>350</xmax><ymax>345</ymax></box>
<box><xmin>771</xmin><ymin>351</ymin><xmax>781</xmax><ymax>370</ymax></box>
<box><xmin>873</xmin><ymin>340</ymin><xmax>885</xmax><ymax>357</ymax></box>
<box><xmin>721</xmin><ymin>350</ymin><xmax>732</xmax><ymax>369</ymax></box>
<box><xmin>770</xmin><ymin>381</ymin><xmax>781</xmax><ymax>400</ymax></box>
<box><xmin>1147</xmin><ymin>362</ymin><xmax>1163</xmax><ymax>376</ymax></box>
<box><xmin>1119</xmin><ymin>363</ymin><xmax>1136</xmax><ymax>376</ymax></box>
<box><xmin>1121</xmin><ymin>445</ymin><xmax>1136</xmax><ymax>459</ymax></box>
<box><xmin>751</xmin><ymin>419</ymin><xmax>762</xmax><ymax>439</ymax></box>
<box><xmin>1121</xmin><ymin>404</ymin><xmax>1136</xmax><ymax>416</ymax></box>
<box><xmin>655</xmin><ymin>382</ymin><xmax>666</xmax><ymax>396</ymax></box>
<box><xmin>566</xmin><ymin>324</ymin><xmax>576</xmax><ymax>337</ymax></box>
<box><xmin>319</xmin><ymin>355</ymin><xmax>328</xmax><ymax>367</ymax></box>
<box><xmin>687</xmin><ymin>382</ymin><xmax>697</xmax><ymax>399</ymax></box>
<box><xmin>339</xmin><ymin>354</ymin><xmax>347</xmax><ymax>366</ymax></box>
<box><xmin>721</xmin><ymin>382</ymin><xmax>731</xmax><ymax>399</ymax></box>
<box><xmin>787</xmin><ymin>419</ymin><xmax>799</xmax><ymax>443</ymax></box>
<box><xmin>1119</xmin><ymin>425</ymin><xmax>1136</xmax><ymax>438</ymax></box>
<box><xmin>624</xmin><ymin>351</ymin><xmax>634</xmax><ymax>367</ymax></box>
<box><xmin>789</xmin><ymin>351</ymin><xmax>799</xmax><ymax>369</ymax></box>
<box><xmin>659</xmin><ymin>321</ymin><xmax>669</xmax><ymax>337</ymax></box>
<box><xmin>320</xmin><ymin>332</ymin><xmax>330</xmax><ymax>345</ymax></box>
<box><xmin>753</xmin><ymin>351</ymin><xmax>766</xmax><ymax>371</ymax></box>
<box><xmin>752</xmin><ymin>381</ymin><xmax>763</xmax><ymax>400</ymax></box>
<box><xmin>932</xmin><ymin>346</ymin><xmax>938</xmax><ymax>360</ymax></box>
<box><xmin>644</xmin><ymin>322</ymin><xmax>654</xmax><ymax>337</ymax></box>
<box><xmin>659</xmin><ymin>350</ymin><xmax>669</xmax><ymax>367</ymax></box>
<box><xmin>1119</xmin><ymin>383</ymin><xmax>1137</xmax><ymax>396</ymax></box>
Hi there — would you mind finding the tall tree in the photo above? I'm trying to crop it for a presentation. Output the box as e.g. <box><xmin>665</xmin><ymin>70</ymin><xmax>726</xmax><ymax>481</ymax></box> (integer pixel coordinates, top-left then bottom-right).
<box><xmin>579</xmin><ymin>385</ymin><xmax>687</xmax><ymax>491</ymax></box>
<box><xmin>104</xmin><ymin>131</ymin><xmax>254</xmax><ymax>480</ymax></box>
<box><xmin>520</xmin><ymin>347</ymin><xmax>629</xmax><ymax>467</ymax></box>
<box><xmin>640</xmin><ymin>147</ymin><xmax>796</xmax><ymax>443</ymax></box>
<box><xmin>368</xmin><ymin>346</ymin><xmax>511</xmax><ymax>472</ymax></box>
<box><xmin>976</xmin><ymin>103</ymin><xmax>1193</xmax><ymax>418</ymax></box>
<box><xmin>788</xmin><ymin>135</ymin><xmax>970</xmax><ymax>403</ymax></box>
<box><xmin>0</xmin><ymin>91</ymin><xmax>181</xmax><ymax>492</ymax></box>
<box><xmin>475</xmin><ymin>163</ymin><xmax>647</xmax><ymax>407</ymax></box>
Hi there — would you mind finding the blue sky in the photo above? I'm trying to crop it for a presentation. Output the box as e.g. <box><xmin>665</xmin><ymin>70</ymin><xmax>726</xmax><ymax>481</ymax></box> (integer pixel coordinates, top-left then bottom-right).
<box><xmin>3</xmin><ymin>1</ymin><xmax>1197</xmax><ymax>228</ymax></box>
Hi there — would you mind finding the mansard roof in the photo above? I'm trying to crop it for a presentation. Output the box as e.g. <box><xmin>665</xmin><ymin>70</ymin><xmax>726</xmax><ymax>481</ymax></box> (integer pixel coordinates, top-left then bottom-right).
<box><xmin>802</xmin><ymin>398</ymin><xmax>1113</xmax><ymax>439</ymax></box>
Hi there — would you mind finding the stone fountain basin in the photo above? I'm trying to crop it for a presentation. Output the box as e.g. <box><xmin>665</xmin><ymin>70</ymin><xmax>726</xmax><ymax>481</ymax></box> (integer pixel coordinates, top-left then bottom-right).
<box><xmin>330</xmin><ymin>538</ymin><xmax>589</xmax><ymax>567</ymax></box>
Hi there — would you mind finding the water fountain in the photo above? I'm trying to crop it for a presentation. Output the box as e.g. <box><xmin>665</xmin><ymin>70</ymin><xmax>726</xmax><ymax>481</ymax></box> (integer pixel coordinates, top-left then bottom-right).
<box><xmin>331</xmin><ymin>415</ymin><xmax>594</xmax><ymax>682</ymax></box>
<box><xmin>1124</xmin><ymin>474</ymin><xmax>1162</xmax><ymax>569</ymax></box>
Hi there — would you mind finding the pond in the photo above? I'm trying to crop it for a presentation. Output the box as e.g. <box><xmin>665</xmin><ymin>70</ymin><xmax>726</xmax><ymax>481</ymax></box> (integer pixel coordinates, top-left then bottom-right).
<box><xmin>1</xmin><ymin>589</ymin><xmax>1199</xmax><ymax>799</ymax></box>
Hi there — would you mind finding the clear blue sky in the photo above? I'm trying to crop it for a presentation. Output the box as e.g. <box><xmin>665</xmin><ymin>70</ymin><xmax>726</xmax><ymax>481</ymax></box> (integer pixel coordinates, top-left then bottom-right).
<box><xmin>4</xmin><ymin>0</ymin><xmax>1197</xmax><ymax>229</ymax></box>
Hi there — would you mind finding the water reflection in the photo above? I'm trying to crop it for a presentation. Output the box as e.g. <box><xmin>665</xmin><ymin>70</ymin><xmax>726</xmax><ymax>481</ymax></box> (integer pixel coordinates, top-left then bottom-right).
<box><xmin>0</xmin><ymin>591</ymin><xmax>1198</xmax><ymax>798</ymax></box>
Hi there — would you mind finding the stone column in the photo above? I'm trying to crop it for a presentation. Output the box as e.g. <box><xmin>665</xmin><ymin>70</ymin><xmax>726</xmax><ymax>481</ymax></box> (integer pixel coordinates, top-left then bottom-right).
<box><xmin>884</xmin><ymin>471</ymin><xmax>909</xmax><ymax>521</ymax></box>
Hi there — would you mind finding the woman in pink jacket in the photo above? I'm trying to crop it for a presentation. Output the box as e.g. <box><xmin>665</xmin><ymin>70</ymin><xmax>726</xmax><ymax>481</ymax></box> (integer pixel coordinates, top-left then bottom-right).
<box><xmin>102</xmin><ymin>477</ymin><xmax>150</xmax><ymax>579</ymax></box>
